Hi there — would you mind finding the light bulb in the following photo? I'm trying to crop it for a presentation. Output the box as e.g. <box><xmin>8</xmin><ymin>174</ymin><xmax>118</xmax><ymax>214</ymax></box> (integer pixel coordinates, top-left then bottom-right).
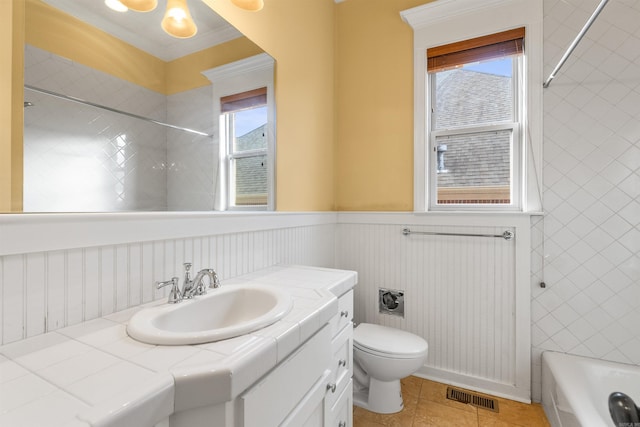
<box><xmin>231</xmin><ymin>0</ymin><xmax>264</xmax><ymax>12</ymax></box>
<box><xmin>168</xmin><ymin>7</ymin><xmax>186</xmax><ymax>21</ymax></box>
<box><xmin>105</xmin><ymin>0</ymin><xmax>128</xmax><ymax>12</ymax></box>
<box><xmin>162</xmin><ymin>0</ymin><xmax>197</xmax><ymax>38</ymax></box>
<box><xmin>119</xmin><ymin>0</ymin><xmax>157</xmax><ymax>12</ymax></box>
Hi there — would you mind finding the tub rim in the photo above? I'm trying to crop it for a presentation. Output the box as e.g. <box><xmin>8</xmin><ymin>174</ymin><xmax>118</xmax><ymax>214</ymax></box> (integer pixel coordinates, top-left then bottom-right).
<box><xmin>541</xmin><ymin>350</ymin><xmax>640</xmax><ymax>427</ymax></box>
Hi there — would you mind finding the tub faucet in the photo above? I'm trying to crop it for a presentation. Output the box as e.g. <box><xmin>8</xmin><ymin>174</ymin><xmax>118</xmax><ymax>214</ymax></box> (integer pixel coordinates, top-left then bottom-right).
<box><xmin>609</xmin><ymin>392</ymin><xmax>640</xmax><ymax>426</ymax></box>
<box><xmin>181</xmin><ymin>262</ymin><xmax>221</xmax><ymax>299</ymax></box>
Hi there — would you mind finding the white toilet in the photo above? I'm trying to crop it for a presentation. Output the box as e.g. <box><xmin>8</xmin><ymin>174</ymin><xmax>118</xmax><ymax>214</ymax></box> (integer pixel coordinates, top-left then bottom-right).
<box><xmin>352</xmin><ymin>323</ymin><xmax>428</xmax><ymax>414</ymax></box>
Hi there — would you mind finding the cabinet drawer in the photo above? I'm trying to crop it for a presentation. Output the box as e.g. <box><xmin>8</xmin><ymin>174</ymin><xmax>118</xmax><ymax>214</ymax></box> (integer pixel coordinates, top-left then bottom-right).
<box><xmin>325</xmin><ymin>358</ymin><xmax>351</xmax><ymax>410</ymax></box>
<box><xmin>280</xmin><ymin>369</ymin><xmax>331</xmax><ymax>427</ymax></box>
<box><xmin>330</xmin><ymin>323</ymin><xmax>352</xmax><ymax>386</ymax></box>
<box><xmin>327</xmin><ymin>379</ymin><xmax>353</xmax><ymax>427</ymax></box>
<box><xmin>325</xmin><ymin>327</ymin><xmax>352</xmax><ymax>410</ymax></box>
<box><xmin>329</xmin><ymin>290</ymin><xmax>353</xmax><ymax>337</ymax></box>
<box><xmin>240</xmin><ymin>326</ymin><xmax>331</xmax><ymax>427</ymax></box>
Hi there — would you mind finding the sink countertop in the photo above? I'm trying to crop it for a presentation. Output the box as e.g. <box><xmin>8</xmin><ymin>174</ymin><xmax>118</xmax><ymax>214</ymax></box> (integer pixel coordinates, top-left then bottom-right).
<box><xmin>0</xmin><ymin>265</ymin><xmax>357</xmax><ymax>427</ymax></box>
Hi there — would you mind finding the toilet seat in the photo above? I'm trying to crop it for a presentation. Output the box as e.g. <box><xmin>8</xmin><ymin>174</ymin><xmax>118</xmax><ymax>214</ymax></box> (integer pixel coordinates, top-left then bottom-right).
<box><xmin>354</xmin><ymin>323</ymin><xmax>428</xmax><ymax>360</ymax></box>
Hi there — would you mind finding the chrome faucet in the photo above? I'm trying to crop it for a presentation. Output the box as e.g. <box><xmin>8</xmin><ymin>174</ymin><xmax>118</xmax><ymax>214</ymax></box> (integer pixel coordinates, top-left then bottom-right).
<box><xmin>191</xmin><ymin>268</ymin><xmax>221</xmax><ymax>296</ymax></box>
<box><xmin>156</xmin><ymin>263</ymin><xmax>221</xmax><ymax>304</ymax></box>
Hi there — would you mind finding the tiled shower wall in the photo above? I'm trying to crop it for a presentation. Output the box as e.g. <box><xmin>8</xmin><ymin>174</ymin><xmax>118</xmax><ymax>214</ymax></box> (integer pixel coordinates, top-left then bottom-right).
<box><xmin>23</xmin><ymin>45</ymin><xmax>216</xmax><ymax>212</ymax></box>
<box><xmin>532</xmin><ymin>0</ymin><xmax>640</xmax><ymax>400</ymax></box>
<box><xmin>24</xmin><ymin>45</ymin><xmax>168</xmax><ymax>211</ymax></box>
<box><xmin>166</xmin><ymin>87</ymin><xmax>218</xmax><ymax>211</ymax></box>
<box><xmin>0</xmin><ymin>222</ymin><xmax>336</xmax><ymax>345</ymax></box>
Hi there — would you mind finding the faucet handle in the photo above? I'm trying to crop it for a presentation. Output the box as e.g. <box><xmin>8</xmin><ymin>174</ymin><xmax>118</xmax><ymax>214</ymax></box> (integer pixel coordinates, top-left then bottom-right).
<box><xmin>156</xmin><ymin>277</ymin><xmax>182</xmax><ymax>304</ymax></box>
<box><xmin>183</xmin><ymin>262</ymin><xmax>192</xmax><ymax>272</ymax></box>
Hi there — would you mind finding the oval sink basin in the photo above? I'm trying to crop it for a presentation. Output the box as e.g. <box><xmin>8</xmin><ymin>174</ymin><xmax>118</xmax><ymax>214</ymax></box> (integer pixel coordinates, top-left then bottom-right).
<box><xmin>127</xmin><ymin>284</ymin><xmax>292</xmax><ymax>345</ymax></box>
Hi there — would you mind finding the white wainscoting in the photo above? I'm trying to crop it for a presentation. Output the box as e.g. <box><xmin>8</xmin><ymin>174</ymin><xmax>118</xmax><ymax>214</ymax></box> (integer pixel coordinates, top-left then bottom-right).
<box><xmin>0</xmin><ymin>213</ymin><xmax>336</xmax><ymax>345</ymax></box>
<box><xmin>336</xmin><ymin>212</ymin><xmax>531</xmax><ymax>402</ymax></box>
<box><xmin>1</xmin><ymin>210</ymin><xmax>532</xmax><ymax>402</ymax></box>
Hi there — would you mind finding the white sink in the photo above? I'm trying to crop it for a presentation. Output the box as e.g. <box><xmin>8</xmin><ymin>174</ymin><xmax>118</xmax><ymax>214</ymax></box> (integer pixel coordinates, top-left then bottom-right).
<box><xmin>126</xmin><ymin>284</ymin><xmax>292</xmax><ymax>345</ymax></box>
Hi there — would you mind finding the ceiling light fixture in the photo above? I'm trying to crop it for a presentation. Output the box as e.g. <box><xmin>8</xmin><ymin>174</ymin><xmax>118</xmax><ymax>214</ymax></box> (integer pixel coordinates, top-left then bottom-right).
<box><xmin>161</xmin><ymin>0</ymin><xmax>198</xmax><ymax>38</ymax></box>
<box><xmin>231</xmin><ymin>0</ymin><xmax>264</xmax><ymax>12</ymax></box>
<box><xmin>119</xmin><ymin>0</ymin><xmax>158</xmax><ymax>12</ymax></box>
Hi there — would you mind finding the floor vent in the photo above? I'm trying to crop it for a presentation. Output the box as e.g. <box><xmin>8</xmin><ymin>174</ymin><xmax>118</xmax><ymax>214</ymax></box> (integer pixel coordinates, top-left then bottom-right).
<box><xmin>446</xmin><ymin>387</ymin><xmax>499</xmax><ymax>412</ymax></box>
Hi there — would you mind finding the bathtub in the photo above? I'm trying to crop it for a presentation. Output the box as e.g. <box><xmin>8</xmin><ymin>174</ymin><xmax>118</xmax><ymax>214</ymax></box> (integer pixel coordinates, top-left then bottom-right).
<box><xmin>542</xmin><ymin>351</ymin><xmax>640</xmax><ymax>427</ymax></box>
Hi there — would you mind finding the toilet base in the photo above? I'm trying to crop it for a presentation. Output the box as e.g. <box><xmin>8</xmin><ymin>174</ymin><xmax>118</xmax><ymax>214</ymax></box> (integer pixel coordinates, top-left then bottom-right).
<box><xmin>353</xmin><ymin>377</ymin><xmax>404</xmax><ymax>414</ymax></box>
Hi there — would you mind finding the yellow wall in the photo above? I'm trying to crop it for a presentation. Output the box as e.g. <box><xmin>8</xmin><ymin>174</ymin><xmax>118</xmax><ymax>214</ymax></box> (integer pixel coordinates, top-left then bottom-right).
<box><xmin>166</xmin><ymin>37</ymin><xmax>263</xmax><ymax>95</ymax></box>
<box><xmin>204</xmin><ymin>0</ymin><xmax>336</xmax><ymax>211</ymax></box>
<box><xmin>26</xmin><ymin>0</ymin><xmax>166</xmax><ymax>93</ymax></box>
<box><xmin>2</xmin><ymin>0</ymin><xmax>431</xmax><ymax>212</ymax></box>
<box><xmin>206</xmin><ymin>0</ymin><xmax>431</xmax><ymax>212</ymax></box>
<box><xmin>0</xmin><ymin>0</ymin><xmax>24</xmax><ymax>212</ymax></box>
<box><xmin>335</xmin><ymin>0</ymin><xmax>432</xmax><ymax>211</ymax></box>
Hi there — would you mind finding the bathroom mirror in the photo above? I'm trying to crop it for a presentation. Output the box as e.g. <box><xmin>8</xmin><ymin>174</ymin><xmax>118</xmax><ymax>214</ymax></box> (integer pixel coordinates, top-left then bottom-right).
<box><xmin>19</xmin><ymin>0</ymin><xmax>271</xmax><ymax>213</ymax></box>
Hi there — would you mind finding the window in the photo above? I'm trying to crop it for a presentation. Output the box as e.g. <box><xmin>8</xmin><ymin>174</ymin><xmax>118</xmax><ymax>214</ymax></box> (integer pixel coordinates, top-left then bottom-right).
<box><xmin>221</xmin><ymin>88</ymin><xmax>268</xmax><ymax>208</ymax></box>
<box><xmin>202</xmin><ymin>53</ymin><xmax>275</xmax><ymax>211</ymax></box>
<box><xmin>428</xmin><ymin>28</ymin><xmax>524</xmax><ymax>209</ymax></box>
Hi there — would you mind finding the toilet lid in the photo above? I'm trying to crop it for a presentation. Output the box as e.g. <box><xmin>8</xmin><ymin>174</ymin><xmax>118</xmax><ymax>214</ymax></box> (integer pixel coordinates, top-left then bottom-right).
<box><xmin>353</xmin><ymin>323</ymin><xmax>428</xmax><ymax>359</ymax></box>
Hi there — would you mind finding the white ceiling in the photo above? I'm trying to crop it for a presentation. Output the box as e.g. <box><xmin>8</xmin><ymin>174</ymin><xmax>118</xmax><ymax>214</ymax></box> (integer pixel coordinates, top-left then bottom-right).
<box><xmin>42</xmin><ymin>0</ymin><xmax>243</xmax><ymax>61</ymax></box>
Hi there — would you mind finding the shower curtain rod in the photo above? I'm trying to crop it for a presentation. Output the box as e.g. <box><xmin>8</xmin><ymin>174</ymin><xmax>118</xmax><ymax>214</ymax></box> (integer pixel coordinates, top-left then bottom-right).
<box><xmin>543</xmin><ymin>0</ymin><xmax>610</xmax><ymax>88</ymax></box>
<box><xmin>24</xmin><ymin>84</ymin><xmax>214</xmax><ymax>137</ymax></box>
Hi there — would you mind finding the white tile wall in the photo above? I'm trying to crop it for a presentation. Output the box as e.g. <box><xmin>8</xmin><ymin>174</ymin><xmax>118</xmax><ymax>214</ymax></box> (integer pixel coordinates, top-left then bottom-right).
<box><xmin>533</xmin><ymin>0</ymin><xmax>640</xmax><ymax>401</ymax></box>
<box><xmin>166</xmin><ymin>86</ymin><xmax>218</xmax><ymax>211</ymax></box>
<box><xmin>23</xmin><ymin>45</ymin><xmax>219</xmax><ymax>213</ymax></box>
<box><xmin>0</xmin><ymin>223</ymin><xmax>336</xmax><ymax>345</ymax></box>
<box><xmin>24</xmin><ymin>45</ymin><xmax>168</xmax><ymax>212</ymax></box>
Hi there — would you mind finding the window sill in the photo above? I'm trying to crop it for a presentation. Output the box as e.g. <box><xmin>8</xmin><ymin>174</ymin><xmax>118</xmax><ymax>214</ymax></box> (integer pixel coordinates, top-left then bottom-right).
<box><xmin>415</xmin><ymin>210</ymin><xmax>544</xmax><ymax>216</ymax></box>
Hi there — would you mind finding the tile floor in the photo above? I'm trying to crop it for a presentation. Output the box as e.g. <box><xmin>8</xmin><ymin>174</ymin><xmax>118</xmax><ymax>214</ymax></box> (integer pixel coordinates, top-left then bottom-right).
<box><xmin>354</xmin><ymin>377</ymin><xmax>551</xmax><ymax>427</ymax></box>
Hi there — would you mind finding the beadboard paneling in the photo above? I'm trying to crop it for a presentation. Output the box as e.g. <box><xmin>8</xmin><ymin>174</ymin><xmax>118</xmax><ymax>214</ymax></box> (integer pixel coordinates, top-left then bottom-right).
<box><xmin>336</xmin><ymin>213</ymin><xmax>531</xmax><ymax>402</ymax></box>
<box><xmin>0</xmin><ymin>222</ymin><xmax>335</xmax><ymax>345</ymax></box>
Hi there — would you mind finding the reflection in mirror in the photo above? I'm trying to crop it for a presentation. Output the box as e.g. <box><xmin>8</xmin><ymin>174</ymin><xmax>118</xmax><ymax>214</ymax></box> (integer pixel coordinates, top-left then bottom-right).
<box><xmin>24</xmin><ymin>45</ymin><xmax>215</xmax><ymax>212</ymax></box>
<box><xmin>21</xmin><ymin>0</ymin><xmax>271</xmax><ymax>213</ymax></box>
<box><xmin>222</xmin><ymin>88</ymin><xmax>268</xmax><ymax>208</ymax></box>
<box><xmin>203</xmin><ymin>53</ymin><xmax>275</xmax><ymax>211</ymax></box>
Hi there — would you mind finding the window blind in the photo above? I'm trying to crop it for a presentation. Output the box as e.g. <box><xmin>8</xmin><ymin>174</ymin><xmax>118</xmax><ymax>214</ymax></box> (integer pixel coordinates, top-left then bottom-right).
<box><xmin>221</xmin><ymin>87</ymin><xmax>267</xmax><ymax>113</ymax></box>
<box><xmin>427</xmin><ymin>27</ymin><xmax>525</xmax><ymax>73</ymax></box>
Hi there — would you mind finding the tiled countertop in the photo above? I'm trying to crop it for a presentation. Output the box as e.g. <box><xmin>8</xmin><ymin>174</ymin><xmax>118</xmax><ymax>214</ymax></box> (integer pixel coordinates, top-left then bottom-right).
<box><xmin>0</xmin><ymin>265</ymin><xmax>357</xmax><ymax>427</ymax></box>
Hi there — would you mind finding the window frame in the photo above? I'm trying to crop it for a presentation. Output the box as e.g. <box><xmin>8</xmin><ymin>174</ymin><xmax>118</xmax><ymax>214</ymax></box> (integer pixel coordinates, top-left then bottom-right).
<box><xmin>401</xmin><ymin>0</ymin><xmax>543</xmax><ymax>214</ymax></box>
<box><xmin>221</xmin><ymin>92</ymin><xmax>269</xmax><ymax>210</ymax></box>
<box><xmin>427</xmin><ymin>53</ymin><xmax>524</xmax><ymax>211</ymax></box>
<box><xmin>202</xmin><ymin>53</ymin><xmax>275</xmax><ymax>212</ymax></box>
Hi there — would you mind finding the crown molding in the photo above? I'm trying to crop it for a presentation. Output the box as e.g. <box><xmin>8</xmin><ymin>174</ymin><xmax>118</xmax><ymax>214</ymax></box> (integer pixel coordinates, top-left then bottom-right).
<box><xmin>401</xmin><ymin>0</ymin><xmax>517</xmax><ymax>29</ymax></box>
<box><xmin>202</xmin><ymin>53</ymin><xmax>274</xmax><ymax>82</ymax></box>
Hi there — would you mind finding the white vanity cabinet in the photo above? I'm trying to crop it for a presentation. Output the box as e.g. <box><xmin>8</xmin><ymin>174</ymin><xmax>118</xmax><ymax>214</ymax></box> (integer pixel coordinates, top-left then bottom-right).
<box><xmin>0</xmin><ymin>265</ymin><xmax>357</xmax><ymax>427</ymax></box>
<box><xmin>240</xmin><ymin>289</ymin><xmax>354</xmax><ymax>427</ymax></box>
<box><xmin>169</xmin><ymin>287</ymin><xmax>355</xmax><ymax>427</ymax></box>
<box><xmin>239</xmin><ymin>325</ymin><xmax>332</xmax><ymax>427</ymax></box>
